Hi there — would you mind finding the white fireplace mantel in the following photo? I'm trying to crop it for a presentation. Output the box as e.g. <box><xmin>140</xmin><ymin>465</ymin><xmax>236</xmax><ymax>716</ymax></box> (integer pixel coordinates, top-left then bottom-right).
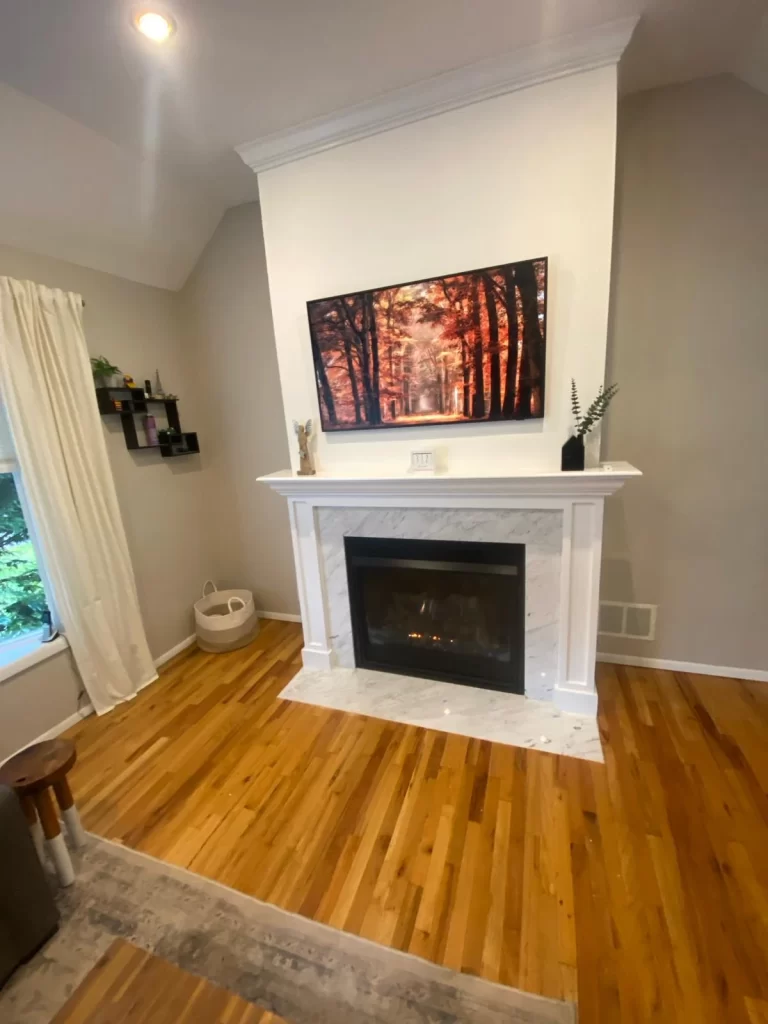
<box><xmin>259</xmin><ymin>462</ymin><xmax>641</xmax><ymax>717</ymax></box>
<box><xmin>259</xmin><ymin>462</ymin><xmax>640</xmax><ymax>502</ymax></box>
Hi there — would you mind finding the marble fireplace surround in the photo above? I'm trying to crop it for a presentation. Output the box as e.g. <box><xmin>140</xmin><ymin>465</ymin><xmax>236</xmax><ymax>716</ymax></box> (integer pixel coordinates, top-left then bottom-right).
<box><xmin>317</xmin><ymin>507</ymin><xmax>560</xmax><ymax>702</ymax></box>
<box><xmin>260</xmin><ymin>463</ymin><xmax>640</xmax><ymax>717</ymax></box>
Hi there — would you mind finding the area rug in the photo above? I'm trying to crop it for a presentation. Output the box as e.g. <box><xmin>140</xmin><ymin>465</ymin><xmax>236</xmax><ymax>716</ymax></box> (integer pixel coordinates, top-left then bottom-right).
<box><xmin>0</xmin><ymin>835</ymin><xmax>575</xmax><ymax>1024</ymax></box>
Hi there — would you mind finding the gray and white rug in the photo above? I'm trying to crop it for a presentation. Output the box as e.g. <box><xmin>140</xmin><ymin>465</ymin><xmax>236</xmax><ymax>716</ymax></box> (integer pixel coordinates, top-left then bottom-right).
<box><xmin>0</xmin><ymin>835</ymin><xmax>575</xmax><ymax>1024</ymax></box>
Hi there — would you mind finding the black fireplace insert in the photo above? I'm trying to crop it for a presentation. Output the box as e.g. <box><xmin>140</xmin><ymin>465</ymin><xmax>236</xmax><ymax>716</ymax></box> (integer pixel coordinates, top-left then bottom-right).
<box><xmin>344</xmin><ymin>536</ymin><xmax>525</xmax><ymax>693</ymax></box>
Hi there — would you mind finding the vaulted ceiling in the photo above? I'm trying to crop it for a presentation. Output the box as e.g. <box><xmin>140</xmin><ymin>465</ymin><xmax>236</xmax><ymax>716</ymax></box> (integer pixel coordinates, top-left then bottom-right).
<box><xmin>0</xmin><ymin>0</ymin><xmax>764</xmax><ymax>289</ymax></box>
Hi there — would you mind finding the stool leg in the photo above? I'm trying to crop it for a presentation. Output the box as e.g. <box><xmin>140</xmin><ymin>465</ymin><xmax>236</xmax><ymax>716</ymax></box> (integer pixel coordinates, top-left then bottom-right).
<box><xmin>19</xmin><ymin>794</ymin><xmax>47</xmax><ymax>866</ymax></box>
<box><xmin>33</xmin><ymin>787</ymin><xmax>75</xmax><ymax>887</ymax></box>
<box><xmin>53</xmin><ymin>777</ymin><xmax>87</xmax><ymax>849</ymax></box>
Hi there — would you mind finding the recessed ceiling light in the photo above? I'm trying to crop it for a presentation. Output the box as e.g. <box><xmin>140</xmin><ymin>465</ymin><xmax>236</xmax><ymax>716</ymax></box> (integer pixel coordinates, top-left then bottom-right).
<box><xmin>134</xmin><ymin>11</ymin><xmax>175</xmax><ymax>43</ymax></box>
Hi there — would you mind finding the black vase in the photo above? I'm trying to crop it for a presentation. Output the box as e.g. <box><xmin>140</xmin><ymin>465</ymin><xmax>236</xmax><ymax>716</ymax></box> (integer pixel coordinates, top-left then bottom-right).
<box><xmin>561</xmin><ymin>434</ymin><xmax>585</xmax><ymax>471</ymax></box>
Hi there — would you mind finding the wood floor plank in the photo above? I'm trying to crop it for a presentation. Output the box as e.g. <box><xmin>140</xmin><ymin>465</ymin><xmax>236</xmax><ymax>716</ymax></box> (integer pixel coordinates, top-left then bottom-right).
<box><xmin>51</xmin><ymin>939</ymin><xmax>289</xmax><ymax>1023</ymax></box>
<box><xmin>64</xmin><ymin>621</ymin><xmax>768</xmax><ymax>1023</ymax></box>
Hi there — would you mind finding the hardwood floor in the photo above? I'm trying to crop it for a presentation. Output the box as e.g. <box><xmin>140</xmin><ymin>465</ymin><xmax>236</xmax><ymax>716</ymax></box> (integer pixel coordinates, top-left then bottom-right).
<box><xmin>65</xmin><ymin>619</ymin><xmax>768</xmax><ymax>1023</ymax></box>
<box><xmin>51</xmin><ymin>939</ymin><xmax>287</xmax><ymax>1023</ymax></box>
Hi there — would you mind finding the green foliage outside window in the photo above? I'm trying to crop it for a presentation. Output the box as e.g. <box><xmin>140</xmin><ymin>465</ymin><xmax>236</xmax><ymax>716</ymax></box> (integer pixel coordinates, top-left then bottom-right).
<box><xmin>0</xmin><ymin>473</ymin><xmax>47</xmax><ymax>639</ymax></box>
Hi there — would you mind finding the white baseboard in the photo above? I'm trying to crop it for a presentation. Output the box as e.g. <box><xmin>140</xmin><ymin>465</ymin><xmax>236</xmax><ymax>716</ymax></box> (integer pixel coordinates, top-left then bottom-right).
<box><xmin>152</xmin><ymin>619</ymin><xmax>300</xmax><ymax>670</ymax></box>
<box><xmin>554</xmin><ymin>685</ymin><xmax>599</xmax><ymax>716</ymax></box>
<box><xmin>598</xmin><ymin>653</ymin><xmax>768</xmax><ymax>683</ymax></box>
<box><xmin>41</xmin><ymin>705</ymin><xmax>94</xmax><ymax>735</ymax></box>
<box><xmin>2</xmin><ymin>633</ymin><xmax>204</xmax><ymax>769</ymax></box>
<box><xmin>1</xmin><ymin>632</ymin><xmax>195</xmax><ymax>768</ymax></box>
<box><xmin>154</xmin><ymin>633</ymin><xmax>196</xmax><ymax>669</ymax></box>
<box><xmin>301</xmin><ymin>645</ymin><xmax>333</xmax><ymax>671</ymax></box>
<box><xmin>0</xmin><ymin>704</ymin><xmax>94</xmax><ymax>768</ymax></box>
<box><xmin>257</xmin><ymin>610</ymin><xmax>302</xmax><ymax>623</ymax></box>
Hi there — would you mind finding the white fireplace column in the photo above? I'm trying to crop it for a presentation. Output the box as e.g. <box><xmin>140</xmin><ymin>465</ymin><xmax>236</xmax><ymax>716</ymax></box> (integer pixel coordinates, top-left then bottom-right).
<box><xmin>260</xmin><ymin>464</ymin><xmax>640</xmax><ymax>717</ymax></box>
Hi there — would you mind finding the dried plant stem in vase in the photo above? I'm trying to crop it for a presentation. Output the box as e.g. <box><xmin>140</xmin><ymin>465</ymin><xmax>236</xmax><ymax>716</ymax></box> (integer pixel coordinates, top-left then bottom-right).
<box><xmin>561</xmin><ymin>379</ymin><xmax>619</xmax><ymax>471</ymax></box>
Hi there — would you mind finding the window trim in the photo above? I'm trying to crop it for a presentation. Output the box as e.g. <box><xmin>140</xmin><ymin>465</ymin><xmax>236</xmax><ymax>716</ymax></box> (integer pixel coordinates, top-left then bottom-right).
<box><xmin>15</xmin><ymin>468</ymin><xmax>58</xmax><ymax>618</ymax></box>
<box><xmin>0</xmin><ymin>463</ymin><xmax>62</xmax><ymax>678</ymax></box>
<box><xmin>0</xmin><ymin>633</ymin><xmax>68</xmax><ymax>685</ymax></box>
<box><xmin>1</xmin><ymin>462</ymin><xmax>59</xmax><ymax>631</ymax></box>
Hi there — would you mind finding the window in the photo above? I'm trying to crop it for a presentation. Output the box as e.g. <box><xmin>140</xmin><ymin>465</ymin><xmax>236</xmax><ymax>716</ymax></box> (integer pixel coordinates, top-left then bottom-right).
<box><xmin>0</xmin><ymin>405</ymin><xmax>50</xmax><ymax>645</ymax></box>
<box><xmin>0</xmin><ymin>472</ymin><xmax>48</xmax><ymax>640</ymax></box>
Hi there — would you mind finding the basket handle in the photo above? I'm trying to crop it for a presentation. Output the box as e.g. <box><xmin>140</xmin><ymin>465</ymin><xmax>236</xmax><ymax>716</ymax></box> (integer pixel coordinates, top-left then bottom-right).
<box><xmin>202</xmin><ymin>580</ymin><xmax>218</xmax><ymax>598</ymax></box>
<box><xmin>227</xmin><ymin>596</ymin><xmax>246</xmax><ymax>614</ymax></box>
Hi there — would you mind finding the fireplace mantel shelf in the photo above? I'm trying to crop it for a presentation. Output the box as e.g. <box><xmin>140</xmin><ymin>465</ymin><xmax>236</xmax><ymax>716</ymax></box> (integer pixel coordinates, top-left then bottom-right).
<box><xmin>258</xmin><ymin>461</ymin><xmax>641</xmax><ymax>501</ymax></box>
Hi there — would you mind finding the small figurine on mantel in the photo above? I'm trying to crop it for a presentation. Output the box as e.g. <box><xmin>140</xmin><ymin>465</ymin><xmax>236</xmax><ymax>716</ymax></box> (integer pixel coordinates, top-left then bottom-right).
<box><xmin>293</xmin><ymin>419</ymin><xmax>316</xmax><ymax>476</ymax></box>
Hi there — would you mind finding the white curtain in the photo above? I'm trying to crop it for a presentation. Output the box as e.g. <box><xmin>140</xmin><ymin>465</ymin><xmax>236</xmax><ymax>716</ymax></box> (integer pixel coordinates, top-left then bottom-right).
<box><xmin>0</xmin><ymin>277</ymin><xmax>156</xmax><ymax>713</ymax></box>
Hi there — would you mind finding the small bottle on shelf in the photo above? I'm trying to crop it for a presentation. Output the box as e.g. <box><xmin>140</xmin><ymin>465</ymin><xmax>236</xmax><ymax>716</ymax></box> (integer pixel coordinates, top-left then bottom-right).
<box><xmin>144</xmin><ymin>415</ymin><xmax>158</xmax><ymax>447</ymax></box>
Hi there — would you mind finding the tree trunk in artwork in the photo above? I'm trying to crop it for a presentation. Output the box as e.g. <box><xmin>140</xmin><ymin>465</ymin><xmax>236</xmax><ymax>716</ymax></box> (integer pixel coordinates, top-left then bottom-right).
<box><xmin>387</xmin><ymin>331</ymin><xmax>397</xmax><ymax>420</ymax></box>
<box><xmin>365</xmin><ymin>292</ymin><xmax>382</xmax><ymax>425</ymax></box>
<box><xmin>311</xmin><ymin>333</ymin><xmax>337</xmax><ymax>425</ymax></box>
<box><xmin>501</xmin><ymin>264</ymin><xmax>519</xmax><ymax>418</ymax></box>
<box><xmin>437</xmin><ymin>280</ymin><xmax>472</xmax><ymax>420</ymax></box>
<box><xmin>359</xmin><ymin>335</ymin><xmax>375</xmax><ymax>424</ymax></box>
<box><xmin>470</xmin><ymin>277</ymin><xmax>485</xmax><ymax>419</ymax></box>
<box><xmin>482</xmin><ymin>273</ymin><xmax>502</xmax><ymax>419</ymax></box>
<box><xmin>340</xmin><ymin>297</ymin><xmax>376</xmax><ymax>425</ymax></box>
<box><xmin>461</xmin><ymin>337</ymin><xmax>471</xmax><ymax>417</ymax></box>
<box><xmin>515</xmin><ymin>260</ymin><xmax>545</xmax><ymax>417</ymax></box>
<box><xmin>343</xmin><ymin>334</ymin><xmax>363</xmax><ymax>424</ymax></box>
<box><xmin>402</xmin><ymin>342</ymin><xmax>413</xmax><ymax>415</ymax></box>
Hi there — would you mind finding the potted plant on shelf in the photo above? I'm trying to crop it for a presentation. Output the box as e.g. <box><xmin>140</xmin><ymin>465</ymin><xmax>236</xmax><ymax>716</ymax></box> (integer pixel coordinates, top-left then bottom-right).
<box><xmin>90</xmin><ymin>355</ymin><xmax>122</xmax><ymax>388</ymax></box>
<box><xmin>562</xmin><ymin>379</ymin><xmax>619</xmax><ymax>471</ymax></box>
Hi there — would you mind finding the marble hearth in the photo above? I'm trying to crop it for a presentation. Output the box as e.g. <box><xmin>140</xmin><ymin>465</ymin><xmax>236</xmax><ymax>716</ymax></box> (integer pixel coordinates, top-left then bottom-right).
<box><xmin>259</xmin><ymin>464</ymin><xmax>640</xmax><ymax>729</ymax></box>
<box><xmin>280</xmin><ymin>666</ymin><xmax>605</xmax><ymax>761</ymax></box>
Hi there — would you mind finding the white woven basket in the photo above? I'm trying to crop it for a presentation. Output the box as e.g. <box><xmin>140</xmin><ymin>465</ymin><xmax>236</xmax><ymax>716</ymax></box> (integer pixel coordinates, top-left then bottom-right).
<box><xmin>194</xmin><ymin>581</ymin><xmax>259</xmax><ymax>653</ymax></box>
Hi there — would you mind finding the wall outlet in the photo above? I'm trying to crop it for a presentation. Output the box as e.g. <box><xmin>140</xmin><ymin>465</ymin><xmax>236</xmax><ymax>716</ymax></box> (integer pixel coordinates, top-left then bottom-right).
<box><xmin>409</xmin><ymin>449</ymin><xmax>435</xmax><ymax>473</ymax></box>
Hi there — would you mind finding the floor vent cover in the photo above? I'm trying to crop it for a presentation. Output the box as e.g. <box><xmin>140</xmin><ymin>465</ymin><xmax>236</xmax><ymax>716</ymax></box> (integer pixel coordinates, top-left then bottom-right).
<box><xmin>598</xmin><ymin>602</ymin><xmax>657</xmax><ymax>640</ymax></box>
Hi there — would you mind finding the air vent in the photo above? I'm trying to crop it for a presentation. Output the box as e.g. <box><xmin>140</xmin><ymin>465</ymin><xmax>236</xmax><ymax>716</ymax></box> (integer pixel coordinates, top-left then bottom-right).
<box><xmin>598</xmin><ymin>601</ymin><xmax>657</xmax><ymax>640</ymax></box>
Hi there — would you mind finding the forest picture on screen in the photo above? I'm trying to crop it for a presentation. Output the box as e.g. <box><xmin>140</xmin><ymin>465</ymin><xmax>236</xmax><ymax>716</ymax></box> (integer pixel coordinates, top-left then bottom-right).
<box><xmin>307</xmin><ymin>256</ymin><xmax>547</xmax><ymax>432</ymax></box>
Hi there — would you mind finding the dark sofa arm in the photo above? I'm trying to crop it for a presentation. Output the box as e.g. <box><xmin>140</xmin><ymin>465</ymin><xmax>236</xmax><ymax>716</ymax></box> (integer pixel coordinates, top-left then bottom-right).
<box><xmin>0</xmin><ymin>785</ymin><xmax>59</xmax><ymax>988</ymax></box>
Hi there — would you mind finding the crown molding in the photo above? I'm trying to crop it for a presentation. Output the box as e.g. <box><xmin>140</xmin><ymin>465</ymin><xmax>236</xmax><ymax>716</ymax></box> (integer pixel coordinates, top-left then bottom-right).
<box><xmin>236</xmin><ymin>16</ymin><xmax>639</xmax><ymax>175</ymax></box>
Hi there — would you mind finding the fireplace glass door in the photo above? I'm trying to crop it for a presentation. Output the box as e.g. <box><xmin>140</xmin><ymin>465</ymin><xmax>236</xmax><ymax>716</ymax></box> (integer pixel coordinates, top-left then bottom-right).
<box><xmin>344</xmin><ymin>536</ymin><xmax>524</xmax><ymax>693</ymax></box>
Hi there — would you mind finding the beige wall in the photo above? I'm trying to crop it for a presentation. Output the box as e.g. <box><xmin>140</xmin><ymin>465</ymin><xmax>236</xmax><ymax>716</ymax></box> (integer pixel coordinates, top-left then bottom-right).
<box><xmin>600</xmin><ymin>75</ymin><xmax>768</xmax><ymax>672</ymax></box>
<box><xmin>0</xmin><ymin>202</ymin><xmax>293</xmax><ymax>758</ymax></box>
<box><xmin>181</xmin><ymin>203</ymin><xmax>298</xmax><ymax>615</ymax></box>
<box><xmin>0</xmin><ymin>243</ymin><xmax>221</xmax><ymax>756</ymax></box>
<box><xmin>0</xmin><ymin>649</ymin><xmax>83</xmax><ymax>761</ymax></box>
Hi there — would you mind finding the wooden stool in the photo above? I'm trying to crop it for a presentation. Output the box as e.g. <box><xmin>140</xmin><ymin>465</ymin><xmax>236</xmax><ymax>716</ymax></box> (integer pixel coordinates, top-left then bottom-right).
<box><xmin>0</xmin><ymin>738</ymin><xmax>85</xmax><ymax>887</ymax></box>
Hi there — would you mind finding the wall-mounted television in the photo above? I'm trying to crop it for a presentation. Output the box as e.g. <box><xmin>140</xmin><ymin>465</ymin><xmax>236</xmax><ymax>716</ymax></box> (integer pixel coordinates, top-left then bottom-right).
<box><xmin>307</xmin><ymin>256</ymin><xmax>547</xmax><ymax>432</ymax></box>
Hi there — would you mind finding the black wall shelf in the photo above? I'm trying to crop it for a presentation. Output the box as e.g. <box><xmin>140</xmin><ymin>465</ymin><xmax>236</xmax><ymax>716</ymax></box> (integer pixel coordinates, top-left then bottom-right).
<box><xmin>96</xmin><ymin>387</ymin><xmax>200</xmax><ymax>459</ymax></box>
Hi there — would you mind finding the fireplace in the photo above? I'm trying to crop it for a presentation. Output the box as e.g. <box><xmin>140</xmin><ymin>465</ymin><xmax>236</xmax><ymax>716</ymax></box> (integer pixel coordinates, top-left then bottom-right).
<box><xmin>344</xmin><ymin>536</ymin><xmax>525</xmax><ymax>693</ymax></box>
